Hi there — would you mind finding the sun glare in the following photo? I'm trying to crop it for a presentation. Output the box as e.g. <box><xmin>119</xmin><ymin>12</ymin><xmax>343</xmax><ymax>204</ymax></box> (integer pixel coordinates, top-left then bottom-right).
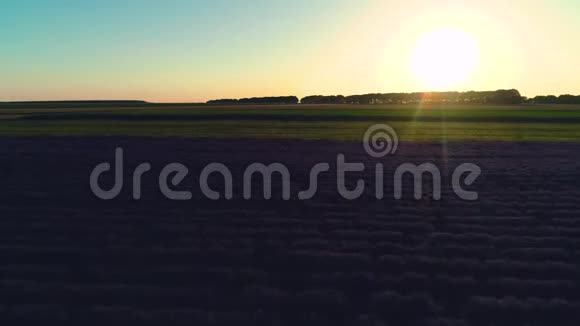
<box><xmin>410</xmin><ymin>27</ymin><xmax>479</xmax><ymax>90</ymax></box>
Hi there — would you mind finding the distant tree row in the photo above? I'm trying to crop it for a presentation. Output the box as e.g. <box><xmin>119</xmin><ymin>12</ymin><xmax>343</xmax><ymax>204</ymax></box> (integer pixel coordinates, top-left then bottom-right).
<box><xmin>207</xmin><ymin>96</ymin><xmax>299</xmax><ymax>105</ymax></box>
<box><xmin>526</xmin><ymin>94</ymin><xmax>580</xmax><ymax>104</ymax></box>
<box><xmin>300</xmin><ymin>95</ymin><xmax>347</xmax><ymax>104</ymax></box>
<box><xmin>206</xmin><ymin>90</ymin><xmax>580</xmax><ymax>106</ymax></box>
<box><xmin>301</xmin><ymin>89</ymin><xmax>524</xmax><ymax>105</ymax></box>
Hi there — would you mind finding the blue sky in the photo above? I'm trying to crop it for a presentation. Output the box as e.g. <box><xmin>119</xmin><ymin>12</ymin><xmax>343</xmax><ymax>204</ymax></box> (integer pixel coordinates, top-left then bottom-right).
<box><xmin>1</xmin><ymin>0</ymin><xmax>579</xmax><ymax>102</ymax></box>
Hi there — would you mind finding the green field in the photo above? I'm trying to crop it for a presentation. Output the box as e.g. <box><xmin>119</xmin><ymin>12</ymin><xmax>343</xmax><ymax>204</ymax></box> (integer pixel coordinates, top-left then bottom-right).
<box><xmin>1</xmin><ymin>103</ymin><xmax>580</xmax><ymax>141</ymax></box>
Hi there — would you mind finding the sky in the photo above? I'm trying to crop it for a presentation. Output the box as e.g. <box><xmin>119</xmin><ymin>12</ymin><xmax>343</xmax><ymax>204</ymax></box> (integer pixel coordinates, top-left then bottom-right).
<box><xmin>1</xmin><ymin>0</ymin><xmax>580</xmax><ymax>102</ymax></box>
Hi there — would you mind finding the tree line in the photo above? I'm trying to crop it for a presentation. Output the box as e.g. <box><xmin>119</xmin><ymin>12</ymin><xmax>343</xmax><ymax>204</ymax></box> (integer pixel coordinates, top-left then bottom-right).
<box><xmin>526</xmin><ymin>94</ymin><xmax>580</xmax><ymax>104</ymax></box>
<box><xmin>206</xmin><ymin>90</ymin><xmax>580</xmax><ymax>105</ymax></box>
<box><xmin>207</xmin><ymin>96</ymin><xmax>299</xmax><ymax>105</ymax></box>
<box><xmin>301</xmin><ymin>90</ymin><xmax>524</xmax><ymax>104</ymax></box>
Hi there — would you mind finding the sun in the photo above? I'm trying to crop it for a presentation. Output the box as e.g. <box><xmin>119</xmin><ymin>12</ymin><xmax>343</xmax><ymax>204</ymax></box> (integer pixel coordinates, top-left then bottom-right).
<box><xmin>410</xmin><ymin>27</ymin><xmax>479</xmax><ymax>90</ymax></box>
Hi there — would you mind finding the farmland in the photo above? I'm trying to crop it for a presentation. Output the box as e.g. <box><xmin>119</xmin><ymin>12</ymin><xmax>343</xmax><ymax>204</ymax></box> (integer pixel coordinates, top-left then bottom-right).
<box><xmin>1</xmin><ymin>103</ymin><xmax>580</xmax><ymax>141</ymax></box>
<box><xmin>1</xmin><ymin>104</ymin><xmax>580</xmax><ymax>325</ymax></box>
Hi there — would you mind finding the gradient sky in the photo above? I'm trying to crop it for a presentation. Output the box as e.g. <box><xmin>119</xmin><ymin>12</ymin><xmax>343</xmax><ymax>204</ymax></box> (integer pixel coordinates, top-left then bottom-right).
<box><xmin>2</xmin><ymin>0</ymin><xmax>579</xmax><ymax>102</ymax></box>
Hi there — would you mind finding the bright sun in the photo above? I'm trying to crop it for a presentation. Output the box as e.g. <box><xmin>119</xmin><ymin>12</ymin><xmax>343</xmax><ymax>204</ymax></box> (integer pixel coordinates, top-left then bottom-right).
<box><xmin>410</xmin><ymin>27</ymin><xmax>479</xmax><ymax>90</ymax></box>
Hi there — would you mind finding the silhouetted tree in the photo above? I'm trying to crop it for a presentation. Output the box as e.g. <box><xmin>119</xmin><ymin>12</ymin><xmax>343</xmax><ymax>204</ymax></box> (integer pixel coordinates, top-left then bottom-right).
<box><xmin>301</xmin><ymin>95</ymin><xmax>346</xmax><ymax>104</ymax></box>
<box><xmin>307</xmin><ymin>90</ymin><xmax>525</xmax><ymax>105</ymax></box>
<box><xmin>207</xmin><ymin>96</ymin><xmax>298</xmax><ymax>105</ymax></box>
<box><xmin>531</xmin><ymin>95</ymin><xmax>568</xmax><ymax>104</ymax></box>
<box><xmin>487</xmin><ymin>89</ymin><xmax>523</xmax><ymax>104</ymax></box>
<box><xmin>207</xmin><ymin>99</ymin><xmax>239</xmax><ymax>105</ymax></box>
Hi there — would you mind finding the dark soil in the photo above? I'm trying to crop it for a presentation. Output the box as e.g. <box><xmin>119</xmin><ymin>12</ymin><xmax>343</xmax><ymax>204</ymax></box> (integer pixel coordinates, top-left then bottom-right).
<box><xmin>1</xmin><ymin>137</ymin><xmax>579</xmax><ymax>325</ymax></box>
